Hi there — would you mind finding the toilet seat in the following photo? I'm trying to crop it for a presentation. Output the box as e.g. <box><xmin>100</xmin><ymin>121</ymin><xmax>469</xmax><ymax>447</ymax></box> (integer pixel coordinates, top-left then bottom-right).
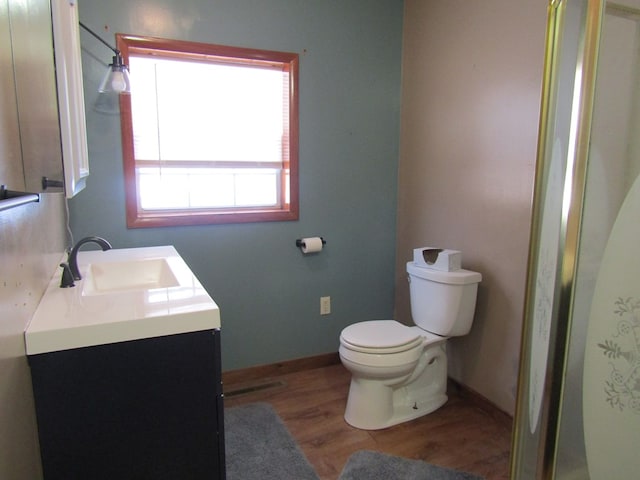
<box><xmin>340</xmin><ymin>320</ymin><xmax>424</xmax><ymax>354</ymax></box>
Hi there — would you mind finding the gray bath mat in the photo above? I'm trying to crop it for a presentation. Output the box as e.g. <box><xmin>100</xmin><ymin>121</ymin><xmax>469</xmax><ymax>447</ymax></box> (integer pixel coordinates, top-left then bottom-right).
<box><xmin>224</xmin><ymin>402</ymin><xmax>319</xmax><ymax>479</ymax></box>
<box><xmin>338</xmin><ymin>450</ymin><xmax>484</xmax><ymax>480</ymax></box>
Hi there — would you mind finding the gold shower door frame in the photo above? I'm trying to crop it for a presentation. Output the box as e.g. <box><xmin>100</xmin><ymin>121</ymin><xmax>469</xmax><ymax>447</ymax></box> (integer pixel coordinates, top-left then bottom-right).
<box><xmin>510</xmin><ymin>0</ymin><xmax>605</xmax><ymax>478</ymax></box>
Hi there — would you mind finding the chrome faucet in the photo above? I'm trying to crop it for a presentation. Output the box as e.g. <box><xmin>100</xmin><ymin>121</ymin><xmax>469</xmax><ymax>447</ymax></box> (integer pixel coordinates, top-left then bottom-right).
<box><xmin>67</xmin><ymin>236</ymin><xmax>112</xmax><ymax>281</ymax></box>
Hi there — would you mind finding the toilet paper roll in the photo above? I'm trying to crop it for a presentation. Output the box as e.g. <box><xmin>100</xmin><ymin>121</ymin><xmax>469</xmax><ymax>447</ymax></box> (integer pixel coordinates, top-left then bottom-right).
<box><xmin>301</xmin><ymin>237</ymin><xmax>323</xmax><ymax>253</ymax></box>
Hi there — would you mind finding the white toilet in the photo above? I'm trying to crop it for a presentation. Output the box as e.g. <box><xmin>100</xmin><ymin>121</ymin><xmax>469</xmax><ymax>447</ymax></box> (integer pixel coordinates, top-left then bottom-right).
<box><xmin>339</xmin><ymin>260</ymin><xmax>482</xmax><ymax>430</ymax></box>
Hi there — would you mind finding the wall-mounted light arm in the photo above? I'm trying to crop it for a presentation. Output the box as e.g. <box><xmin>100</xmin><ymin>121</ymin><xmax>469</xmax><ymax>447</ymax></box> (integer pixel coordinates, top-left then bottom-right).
<box><xmin>79</xmin><ymin>21</ymin><xmax>130</xmax><ymax>93</ymax></box>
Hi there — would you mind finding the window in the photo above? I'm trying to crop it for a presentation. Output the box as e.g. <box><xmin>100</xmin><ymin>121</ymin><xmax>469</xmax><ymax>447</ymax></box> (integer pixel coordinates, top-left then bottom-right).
<box><xmin>117</xmin><ymin>35</ymin><xmax>299</xmax><ymax>227</ymax></box>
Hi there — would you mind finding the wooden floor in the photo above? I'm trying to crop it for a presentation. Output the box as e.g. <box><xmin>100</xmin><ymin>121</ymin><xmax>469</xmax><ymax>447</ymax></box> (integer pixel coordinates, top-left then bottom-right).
<box><xmin>223</xmin><ymin>362</ymin><xmax>512</xmax><ymax>480</ymax></box>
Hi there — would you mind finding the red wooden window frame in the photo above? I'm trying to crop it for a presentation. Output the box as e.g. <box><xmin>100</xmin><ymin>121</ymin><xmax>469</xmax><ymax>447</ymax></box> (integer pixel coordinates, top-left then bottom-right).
<box><xmin>117</xmin><ymin>34</ymin><xmax>299</xmax><ymax>228</ymax></box>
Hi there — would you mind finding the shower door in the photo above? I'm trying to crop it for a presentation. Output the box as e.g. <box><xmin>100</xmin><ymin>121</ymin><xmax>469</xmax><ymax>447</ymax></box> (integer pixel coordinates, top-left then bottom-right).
<box><xmin>511</xmin><ymin>0</ymin><xmax>640</xmax><ymax>478</ymax></box>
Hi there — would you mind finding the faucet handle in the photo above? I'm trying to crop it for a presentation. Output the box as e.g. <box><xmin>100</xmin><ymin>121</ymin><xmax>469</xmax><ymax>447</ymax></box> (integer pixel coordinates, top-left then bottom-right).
<box><xmin>59</xmin><ymin>263</ymin><xmax>76</xmax><ymax>288</ymax></box>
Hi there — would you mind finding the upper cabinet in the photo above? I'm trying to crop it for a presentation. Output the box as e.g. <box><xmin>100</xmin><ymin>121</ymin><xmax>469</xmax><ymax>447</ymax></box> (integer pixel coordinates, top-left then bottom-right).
<box><xmin>51</xmin><ymin>0</ymin><xmax>89</xmax><ymax>198</ymax></box>
<box><xmin>1</xmin><ymin>0</ymin><xmax>88</xmax><ymax>199</ymax></box>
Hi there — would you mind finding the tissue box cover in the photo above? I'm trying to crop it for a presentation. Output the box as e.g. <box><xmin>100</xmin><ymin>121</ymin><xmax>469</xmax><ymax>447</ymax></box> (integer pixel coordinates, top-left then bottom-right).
<box><xmin>413</xmin><ymin>248</ymin><xmax>461</xmax><ymax>271</ymax></box>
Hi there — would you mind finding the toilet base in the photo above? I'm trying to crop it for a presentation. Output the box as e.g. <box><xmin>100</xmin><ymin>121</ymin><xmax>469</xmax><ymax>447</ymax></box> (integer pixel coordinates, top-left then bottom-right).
<box><xmin>342</xmin><ymin>341</ymin><xmax>448</xmax><ymax>430</ymax></box>
<box><xmin>344</xmin><ymin>376</ymin><xmax>447</xmax><ymax>430</ymax></box>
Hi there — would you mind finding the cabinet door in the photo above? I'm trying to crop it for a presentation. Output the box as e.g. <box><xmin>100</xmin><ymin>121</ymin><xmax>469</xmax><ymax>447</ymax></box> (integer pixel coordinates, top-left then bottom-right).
<box><xmin>30</xmin><ymin>330</ymin><xmax>225</xmax><ymax>480</ymax></box>
<box><xmin>51</xmin><ymin>0</ymin><xmax>89</xmax><ymax>198</ymax></box>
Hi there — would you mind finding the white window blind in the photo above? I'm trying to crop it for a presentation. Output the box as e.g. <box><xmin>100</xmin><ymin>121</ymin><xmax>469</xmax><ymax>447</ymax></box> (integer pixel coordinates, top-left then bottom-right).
<box><xmin>129</xmin><ymin>55</ymin><xmax>289</xmax><ymax>210</ymax></box>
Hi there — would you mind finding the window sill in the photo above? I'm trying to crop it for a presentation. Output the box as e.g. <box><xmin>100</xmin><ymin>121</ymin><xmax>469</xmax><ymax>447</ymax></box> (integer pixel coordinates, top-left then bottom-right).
<box><xmin>127</xmin><ymin>207</ymin><xmax>299</xmax><ymax>228</ymax></box>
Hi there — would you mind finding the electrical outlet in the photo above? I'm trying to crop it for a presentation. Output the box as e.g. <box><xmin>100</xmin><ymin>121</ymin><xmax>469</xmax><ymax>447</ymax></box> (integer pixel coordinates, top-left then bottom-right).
<box><xmin>320</xmin><ymin>296</ymin><xmax>331</xmax><ymax>315</ymax></box>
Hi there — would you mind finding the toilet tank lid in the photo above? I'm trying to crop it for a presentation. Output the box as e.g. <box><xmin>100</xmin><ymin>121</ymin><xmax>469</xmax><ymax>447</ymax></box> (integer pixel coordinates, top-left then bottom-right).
<box><xmin>406</xmin><ymin>262</ymin><xmax>482</xmax><ymax>285</ymax></box>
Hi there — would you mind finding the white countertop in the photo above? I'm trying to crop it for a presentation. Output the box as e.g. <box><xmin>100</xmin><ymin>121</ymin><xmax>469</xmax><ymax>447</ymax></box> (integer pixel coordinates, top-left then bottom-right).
<box><xmin>25</xmin><ymin>246</ymin><xmax>220</xmax><ymax>355</ymax></box>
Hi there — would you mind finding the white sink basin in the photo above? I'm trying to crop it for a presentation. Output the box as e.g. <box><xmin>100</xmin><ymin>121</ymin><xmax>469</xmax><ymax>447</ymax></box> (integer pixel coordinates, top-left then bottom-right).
<box><xmin>83</xmin><ymin>258</ymin><xmax>180</xmax><ymax>295</ymax></box>
<box><xmin>25</xmin><ymin>246</ymin><xmax>220</xmax><ymax>355</ymax></box>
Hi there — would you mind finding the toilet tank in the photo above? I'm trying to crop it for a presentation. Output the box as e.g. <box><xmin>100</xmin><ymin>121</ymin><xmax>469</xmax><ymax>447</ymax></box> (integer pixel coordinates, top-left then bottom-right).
<box><xmin>406</xmin><ymin>262</ymin><xmax>482</xmax><ymax>337</ymax></box>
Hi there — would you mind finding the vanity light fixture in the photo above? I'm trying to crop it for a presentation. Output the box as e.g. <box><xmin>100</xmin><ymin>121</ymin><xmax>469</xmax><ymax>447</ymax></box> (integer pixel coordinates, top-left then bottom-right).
<box><xmin>79</xmin><ymin>22</ymin><xmax>131</xmax><ymax>93</ymax></box>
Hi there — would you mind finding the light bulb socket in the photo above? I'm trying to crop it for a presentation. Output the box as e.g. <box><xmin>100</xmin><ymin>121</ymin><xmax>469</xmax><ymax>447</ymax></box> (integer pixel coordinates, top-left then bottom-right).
<box><xmin>110</xmin><ymin>52</ymin><xmax>128</xmax><ymax>71</ymax></box>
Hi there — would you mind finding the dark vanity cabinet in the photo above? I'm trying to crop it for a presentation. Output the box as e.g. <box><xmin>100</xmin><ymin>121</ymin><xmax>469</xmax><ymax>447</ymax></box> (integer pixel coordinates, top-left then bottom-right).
<box><xmin>28</xmin><ymin>329</ymin><xmax>225</xmax><ymax>480</ymax></box>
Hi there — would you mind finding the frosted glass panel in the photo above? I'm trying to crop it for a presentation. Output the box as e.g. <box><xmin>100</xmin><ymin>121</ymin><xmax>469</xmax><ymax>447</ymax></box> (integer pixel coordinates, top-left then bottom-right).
<box><xmin>555</xmin><ymin>4</ymin><xmax>640</xmax><ymax>478</ymax></box>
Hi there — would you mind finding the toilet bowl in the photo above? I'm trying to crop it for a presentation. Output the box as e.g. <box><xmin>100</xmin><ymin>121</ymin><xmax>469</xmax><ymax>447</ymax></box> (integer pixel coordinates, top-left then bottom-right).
<box><xmin>339</xmin><ymin>257</ymin><xmax>481</xmax><ymax>430</ymax></box>
<box><xmin>339</xmin><ymin>320</ymin><xmax>448</xmax><ymax>430</ymax></box>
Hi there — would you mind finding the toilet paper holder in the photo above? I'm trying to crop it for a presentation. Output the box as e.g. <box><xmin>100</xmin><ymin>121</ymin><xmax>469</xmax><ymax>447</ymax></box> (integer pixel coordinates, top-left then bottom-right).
<box><xmin>295</xmin><ymin>237</ymin><xmax>326</xmax><ymax>248</ymax></box>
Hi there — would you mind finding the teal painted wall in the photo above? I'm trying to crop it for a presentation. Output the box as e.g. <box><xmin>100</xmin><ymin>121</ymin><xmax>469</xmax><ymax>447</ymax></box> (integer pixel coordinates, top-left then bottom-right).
<box><xmin>70</xmin><ymin>0</ymin><xmax>403</xmax><ymax>371</ymax></box>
